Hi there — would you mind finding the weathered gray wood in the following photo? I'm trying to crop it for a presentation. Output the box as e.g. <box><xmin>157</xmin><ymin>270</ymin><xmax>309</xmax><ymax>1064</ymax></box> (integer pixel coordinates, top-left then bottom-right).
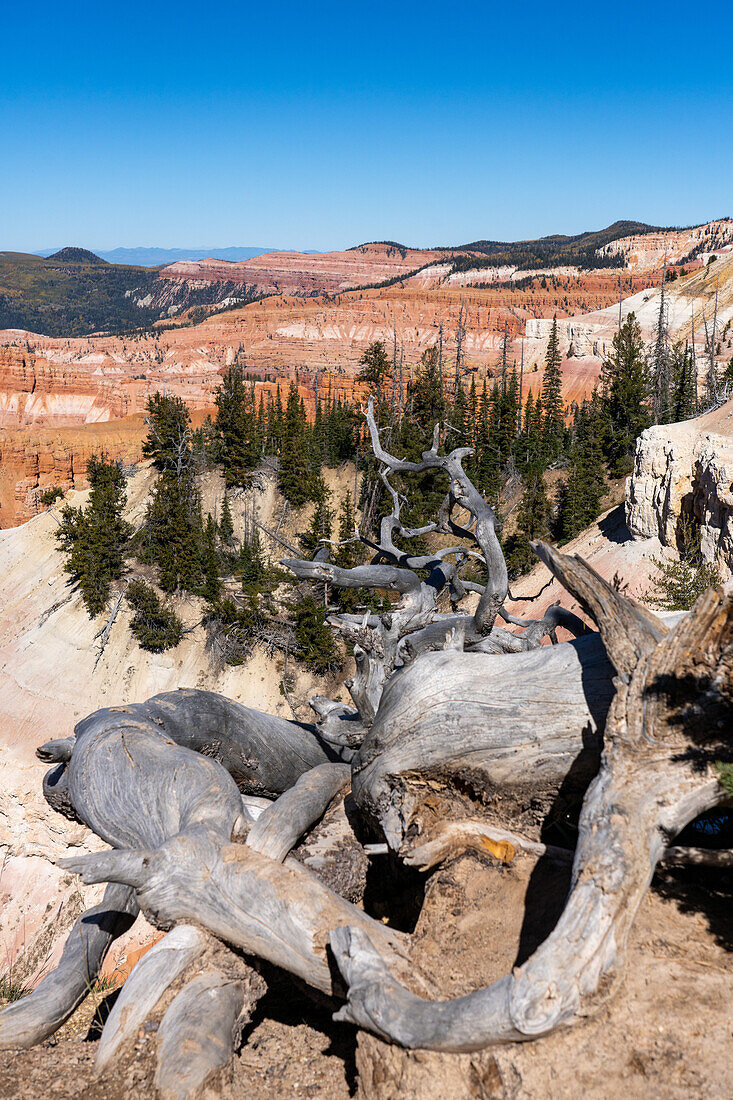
<box><xmin>363</xmin><ymin>396</ymin><xmax>508</xmax><ymax>634</ymax></box>
<box><xmin>121</xmin><ymin>688</ymin><xmax>339</xmax><ymax>793</ymax></box>
<box><xmin>61</xmin><ymin>828</ymin><xmax>425</xmax><ymax>998</ymax></box>
<box><xmin>246</xmin><ymin>763</ymin><xmax>351</xmax><ymax>862</ymax></box>
<box><xmin>95</xmin><ymin>924</ymin><xmax>206</xmax><ymax>1072</ymax></box>
<box><xmin>153</xmin><ymin>969</ymin><xmax>251</xmax><ymax>1100</ymax></box>
<box><xmin>66</xmin><ymin>710</ymin><xmax>246</xmax><ymax>849</ymax></box>
<box><xmin>329</xmin><ymin>550</ymin><xmax>732</xmax><ymax>1050</ymax></box>
<box><xmin>239</xmin><ymin>794</ymin><xmax>273</xmax><ymax>822</ymax></box>
<box><xmin>353</xmin><ymin>632</ymin><xmax>615</xmax><ymax>848</ymax></box>
<box><xmin>0</xmin><ymin>884</ymin><xmax>138</xmax><ymax>1050</ymax></box>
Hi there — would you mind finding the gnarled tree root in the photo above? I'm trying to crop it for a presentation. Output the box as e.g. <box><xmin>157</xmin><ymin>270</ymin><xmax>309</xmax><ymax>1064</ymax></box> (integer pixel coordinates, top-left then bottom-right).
<box><xmin>328</xmin><ymin>546</ymin><xmax>732</xmax><ymax>1050</ymax></box>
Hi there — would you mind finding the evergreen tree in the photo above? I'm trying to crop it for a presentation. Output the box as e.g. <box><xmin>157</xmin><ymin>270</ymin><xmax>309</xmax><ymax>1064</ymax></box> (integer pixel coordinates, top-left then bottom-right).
<box><xmin>650</xmin><ymin>267</ymin><xmax>671</xmax><ymax>423</ymax></box>
<box><xmin>556</xmin><ymin>401</ymin><xmax>607</xmax><ymax>541</ymax></box>
<box><xmin>298</xmin><ymin>478</ymin><xmax>334</xmax><ymax>556</ymax></box>
<box><xmin>218</xmin><ymin>492</ymin><xmax>235</xmax><ymax>547</ymax></box>
<box><xmin>126</xmin><ymin>579</ymin><xmax>183</xmax><ymax>652</ymax></box>
<box><xmin>239</xmin><ymin>530</ymin><xmax>267</xmax><ymax>594</ymax></box>
<box><xmin>142</xmin><ymin>392</ymin><xmax>193</xmax><ymax>478</ymax></box>
<box><xmin>293</xmin><ymin>596</ymin><xmax>339</xmax><ymax>672</ymax></box>
<box><xmin>650</xmin><ymin>513</ymin><xmax>722</xmax><ymax>610</ymax></box>
<box><xmin>57</xmin><ymin>456</ymin><xmax>132</xmax><ymax>617</ymax></box>
<box><xmin>541</xmin><ymin>316</ymin><xmax>565</xmax><ymax>462</ymax></box>
<box><xmin>504</xmin><ymin>469</ymin><xmax>552</xmax><ymax>578</ymax></box>
<box><xmin>279</xmin><ymin>382</ymin><xmax>319</xmax><ymax>506</ymax></box>
<box><xmin>202</xmin><ymin>514</ymin><xmax>221</xmax><ymax>603</ymax></box>
<box><xmin>358</xmin><ymin>341</ymin><xmax>391</xmax><ymax>394</ymax></box>
<box><xmin>214</xmin><ymin>365</ymin><xmax>259</xmax><ymax>488</ymax></box>
<box><xmin>599</xmin><ymin>313</ymin><xmax>650</xmax><ymax>476</ymax></box>
<box><xmin>333</xmin><ymin>490</ymin><xmax>362</xmax><ymax>612</ymax></box>
<box><xmin>668</xmin><ymin>342</ymin><xmax>698</xmax><ymax>422</ymax></box>
<box><xmin>143</xmin><ymin>472</ymin><xmax>204</xmax><ymax>594</ymax></box>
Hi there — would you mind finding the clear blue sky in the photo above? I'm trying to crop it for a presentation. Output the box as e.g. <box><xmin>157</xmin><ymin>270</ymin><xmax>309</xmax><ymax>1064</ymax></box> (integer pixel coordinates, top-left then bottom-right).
<box><xmin>2</xmin><ymin>0</ymin><xmax>731</xmax><ymax>252</ymax></box>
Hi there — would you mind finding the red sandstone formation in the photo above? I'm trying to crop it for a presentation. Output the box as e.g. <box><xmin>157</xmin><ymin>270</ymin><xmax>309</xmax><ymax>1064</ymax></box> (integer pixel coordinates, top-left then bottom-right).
<box><xmin>1</xmin><ymin>222</ymin><xmax>730</xmax><ymax>530</ymax></box>
<box><xmin>159</xmin><ymin>242</ymin><xmax>449</xmax><ymax>297</ymax></box>
<box><xmin>0</xmin><ymin>418</ymin><xmax>147</xmax><ymax>527</ymax></box>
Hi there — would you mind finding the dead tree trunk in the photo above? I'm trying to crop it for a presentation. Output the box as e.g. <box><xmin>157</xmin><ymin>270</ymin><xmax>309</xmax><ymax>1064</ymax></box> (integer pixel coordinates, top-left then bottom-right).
<box><xmin>1</xmin><ymin>398</ymin><xmax>730</xmax><ymax>1095</ymax></box>
<box><xmin>329</xmin><ymin>545</ymin><xmax>732</xmax><ymax>1049</ymax></box>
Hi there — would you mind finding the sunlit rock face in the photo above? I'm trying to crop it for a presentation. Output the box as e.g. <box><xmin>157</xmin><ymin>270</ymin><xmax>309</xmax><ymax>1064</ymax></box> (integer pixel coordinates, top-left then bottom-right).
<box><xmin>626</xmin><ymin>400</ymin><xmax>733</xmax><ymax>580</ymax></box>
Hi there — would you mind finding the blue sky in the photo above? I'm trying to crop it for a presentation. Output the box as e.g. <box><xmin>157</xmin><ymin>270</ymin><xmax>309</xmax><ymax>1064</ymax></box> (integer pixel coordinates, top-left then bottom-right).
<box><xmin>2</xmin><ymin>1</ymin><xmax>731</xmax><ymax>252</ymax></box>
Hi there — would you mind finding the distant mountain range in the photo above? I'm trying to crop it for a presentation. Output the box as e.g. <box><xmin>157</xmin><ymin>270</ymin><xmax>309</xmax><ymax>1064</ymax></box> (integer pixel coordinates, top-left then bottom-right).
<box><xmin>32</xmin><ymin>246</ymin><xmax>321</xmax><ymax>267</ymax></box>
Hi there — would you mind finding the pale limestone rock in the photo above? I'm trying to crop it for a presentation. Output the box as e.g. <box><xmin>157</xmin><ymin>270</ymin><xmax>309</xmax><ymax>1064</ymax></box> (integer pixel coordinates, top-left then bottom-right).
<box><xmin>626</xmin><ymin>400</ymin><xmax>733</xmax><ymax>579</ymax></box>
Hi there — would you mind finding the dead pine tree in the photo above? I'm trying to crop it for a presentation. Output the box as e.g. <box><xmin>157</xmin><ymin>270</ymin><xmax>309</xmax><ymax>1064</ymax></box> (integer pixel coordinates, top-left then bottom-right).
<box><xmin>650</xmin><ymin>254</ymin><xmax>670</xmax><ymax>422</ymax></box>
<box><xmin>1</xmin><ymin>398</ymin><xmax>730</xmax><ymax>1099</ymax></box>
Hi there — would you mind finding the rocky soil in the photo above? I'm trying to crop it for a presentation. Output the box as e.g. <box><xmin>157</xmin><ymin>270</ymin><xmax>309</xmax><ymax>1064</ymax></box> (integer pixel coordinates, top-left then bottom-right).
<box><xmin>0</xmin><ymin>851</ymin><xmax>730</xmax><ymax>1099</ymax></box>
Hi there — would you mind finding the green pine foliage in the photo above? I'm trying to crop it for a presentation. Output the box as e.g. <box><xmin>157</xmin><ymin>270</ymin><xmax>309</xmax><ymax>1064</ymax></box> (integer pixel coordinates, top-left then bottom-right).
<box><xmin>142</xmin><ymin>392</ymin><xmax>194</xmax><ymax>476</ymax></box>
<box><xmin>39</xmin><ymin>485</ymin><xmax>64</xmax><ymax>506</ymax></box>
<box><xmin>278</xmin><ymin>382</ymin><xmax>322</xmax><ymax>507</ymax></box>
<box><xmin>541</xmin><ymin>316</ymin><xmax>566</xmax><ymax>462</ymax></box>
<box><xmin>357</xmin><ymin>340</ymin><xmax>391</xmax><ymax>392</ymax></box>
<box><xmin>239</xmin><ymin>530</ymin><xmax>268</xmax><ymax>594</ymax></box>
<box><xmin>650</xmin><ymin>513</ymin><xmax>722</xmax><ymax>611</ymax></box>
<box><xmin>202</xmin><ymin>514</ymin><xmax>222</xmax><ymax>603</ymax></box>
<box><xmin>298</xmin><ymin>479</ymin><xmax>334</xmax><ymax>556</ymax></box>
<box><xmin>142</xmin><ymin>471</ymin><xmax>204</xmax><ymax>594</ymax></box>
<box><xmin>126</xmin><ymin>579</ymin><xmax>183</xmax><ymax>652</ymax></box>
<box><xmin>293</xmin><ymin>596</ymin><xmax>339</xmax><ymax>672</ymax></box>
<box><xmin>715</xmin><ymin>763</ymin><xmax>733</xmax><ymax>798</ymax></box>
<box><xmin>214</xmin><ymin>365</ymin><xmax>260</xmax><ymax>488</ymax></box>
<box><xmin>556</xmin><ymin>400</ymin><xmax>608</xmax><ymax>542</ymax></box>
<box><xmin>333</xmin><ymin>489</ymin><xmax>368</xmax><ymax>613</ymax></box>
<box><xmin>56</xmin><ymin>456</ymin><xmax>132</xmax><ymax>617</ymax></box>
<box><xmin>504</xmin><ymin>469</ymin><xmax>552</xmax><ymax>579</ymax></box>
<box><xmin>668</xmin><ymin>343</ymin><xmax>698</xmax><ymax>422</ymax></box>
<box><xmin>218</xmin><ymin>492</ymin><xmax>235</xmax><ymax>547</ymax></box>
<box><xmin>599</xmin><ymin>314</ymin><xmax>650</xmax><ymax>476</ymax></box>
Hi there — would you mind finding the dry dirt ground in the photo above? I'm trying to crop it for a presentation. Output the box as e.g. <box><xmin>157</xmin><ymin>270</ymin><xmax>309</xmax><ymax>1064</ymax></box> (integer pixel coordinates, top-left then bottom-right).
<box><xmin>0</xmin><ymin>850</ymin><xmax>730</xmax><ymax>1100</ymax></box>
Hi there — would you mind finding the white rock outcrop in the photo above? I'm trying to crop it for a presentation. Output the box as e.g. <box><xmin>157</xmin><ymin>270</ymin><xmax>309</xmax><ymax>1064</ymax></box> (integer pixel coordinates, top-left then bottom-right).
<box><xmin>626</xmin><ymin>400</ymin><xmax>733</xmax><ymax>579</ymax></box>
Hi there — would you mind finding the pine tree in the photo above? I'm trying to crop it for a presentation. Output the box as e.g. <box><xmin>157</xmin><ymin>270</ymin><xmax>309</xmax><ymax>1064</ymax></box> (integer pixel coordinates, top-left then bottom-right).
<box><xmin>143</xmin><ymin>472</ymin><xmax>204</xmax><ymax>594</ymax></box>
<box><xmin>142</xmin><ymin>392</ymin><xmax>193</xmax><ymax>478</ymax></box>
<box><xmin>298</xmin><ymin>478</ymin><xmax>333</xmax><ymax>556</ymax></box>
<box><xmin>202</xmin><ymin>514</ymin><xmax>221</xmax><ymax>603</ymax></box>
<box><xmin>293</xmin><ymin>596</ymin><xmax>339</xmax><ymax>672</ymax></box>
<box><xmin>279</xmin><ymin>383</ymin><xmax>319</xmax><ymax>507</ymax></box>
<box><xmin>334</xmin><ymin>490</ymin><xmax>362</xmax><ymax>612</ymax></box>
<box><xmin>599</xmin><ymin>313</ymin><xmax>650</xmax><ymax>476</ymax></box>
<box><xmin>214</xmin><ymin>365</ymin><xmax>259</xmax><ymax>488</ymax></box>
<box><xmin>358</xmin><ymin>341</ymin><xmax>391</xmax><ymax>394</ymax></box>
<box><xmin>650</xmin><ymin>265</ymin><xmax>671</xmax><ymax>423</ymax></box>
<box><xmin>126</xmin><ymin>579</ymin><xmax>183</xmax><ymax>652</ymax></box>
<box><xmin>556</xmin><ymin>401</ymin><xmax>607</xmax><ymax>541</ymax></box>
<box><xmin>650</xmin><ymin>513</ymin><xmax>722</xmax><ymax>610</ymax></box>
<box><xmin>668</xmin><ymin>343</ymin><xmax>698</xmax><ymax>422</ymax></box>
<box><xmin>504</xmin><ymin>469</ymin><xmax>552</xmax><ymax>578</ymax></box>
<box><xmin>218</xmin><ymin>492</ymin><xmax>235</xmax><ymax>546</ymax></box>
<box><xmin>56</xmin><ymin>455</ymin><xmax>132</xmax><ymax>617</ymax></box>
<box><xmin>541</xmin><ymin>316</ymin><xmax>565</xmax><ymax>462</ymax></box>
<box><xmin>239</xmin><ymin>530</ymin><xmax>267</xmax><ymax>594</ymax></box>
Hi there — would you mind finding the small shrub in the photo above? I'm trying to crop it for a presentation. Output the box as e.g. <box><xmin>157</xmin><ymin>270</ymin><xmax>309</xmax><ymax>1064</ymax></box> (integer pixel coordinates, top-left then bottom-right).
<box><xmin>39</xmin><ymin>486</ymin><xmax>64</xmax><ymax>506</ymax></box>
<box><xmin>293</xmin><ymin>596</ymin><xmax>339</xmax><ymax>673</ymax></box>
<box><xmin>0</xmin><ymin>971</ymin><xmax>29</xmax><ymax>1003</ymax></box>
<box><xmin>650</xmin><ymin>513</ymin><xmax>722</xmax><ymax>611</ymax></box>
<box><xmin>126</xmin><ymin>579</ymin><xmax>183</xmax><ymax>652</ymax></box>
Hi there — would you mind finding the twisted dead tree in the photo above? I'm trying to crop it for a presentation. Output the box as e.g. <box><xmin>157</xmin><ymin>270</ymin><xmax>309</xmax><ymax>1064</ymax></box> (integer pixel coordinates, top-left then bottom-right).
<box><xmin>284</xmin><ymin>395</ymin><xmax>587</xmax><ymax>728</ymax></box>
<box><xmin>1</xmin><ymin>401</ymin><xmax>730</xmax><ymax>1096</ymax></box>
